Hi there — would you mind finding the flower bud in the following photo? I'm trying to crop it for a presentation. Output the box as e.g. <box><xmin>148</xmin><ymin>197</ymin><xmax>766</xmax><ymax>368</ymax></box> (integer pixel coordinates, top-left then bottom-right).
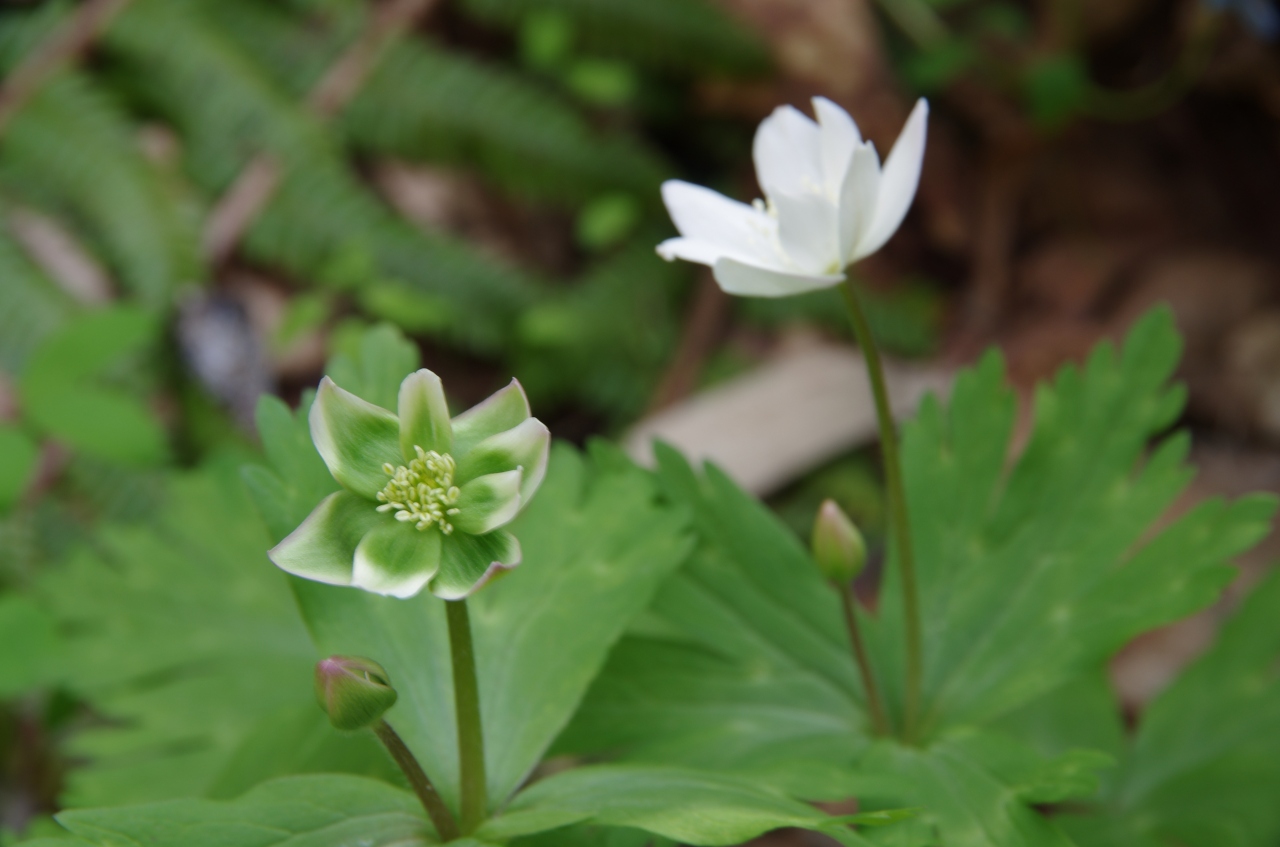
<box><xmin>315</xmin><ymin>656</ymin><xmax>398</xmax><ymax>730</ymax></box>
<box><xmin>811</xmin><ymin>499</ymin><xmax>866</xmax><ymax>584</ymax></box>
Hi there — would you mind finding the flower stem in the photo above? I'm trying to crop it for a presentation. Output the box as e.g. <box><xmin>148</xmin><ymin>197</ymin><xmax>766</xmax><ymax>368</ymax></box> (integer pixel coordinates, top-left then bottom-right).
<box><xmin>446</xmin><ymin>598</ymin><xmax>487</xmax><ymax>834</ymax></box>
<box><xmin>839</xmin><ymin>583</ymin><xmax>891</xmax><ymax>737</ymax></box>
<box><xmin>839</xmin><ymin>280</ymin><xmax>923</xmax><ymax>742</ymax></box>
<box><xmin>373</xmin><ymin>719</ymin><xmax>460</xmax><ymax>841</ymax></box>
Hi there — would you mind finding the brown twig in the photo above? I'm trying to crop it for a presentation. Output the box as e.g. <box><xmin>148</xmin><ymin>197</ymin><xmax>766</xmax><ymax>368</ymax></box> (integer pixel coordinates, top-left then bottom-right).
<box><xmin>0</xmin><ymin>0</ymin><xmax>136</xmax><ymax>136</ymax></box>
<box><xmin>647</xmin><ymin>273</ymin><xmax>731</xmax><ymax>413</ymax></box>
<box><xmin>201</xmin><ymin>0</ymin><xmax>437</xmax><ymax>265</ymax></box>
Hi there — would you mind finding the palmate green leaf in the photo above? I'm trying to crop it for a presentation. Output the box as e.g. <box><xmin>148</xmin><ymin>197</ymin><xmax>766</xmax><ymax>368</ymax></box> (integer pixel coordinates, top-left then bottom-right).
<box><xmin>55</xmin><ymin>775</ymin><xmax>439</xmax><ymax>847</ymax></box>
<box><xmin>1058</xmin><ymin>572</ymin><xmax>1280</xmax><ymax>847</ymax></box>
<box><xmin>482</xmin><ymin>764</ymin><xmax>878</xmax><ymax>846</ymax></box>
<box><xmin>38</xmin><ymin>460</ymin><xmax>396</xmax><ymax>807</ymax></box>
<box><xmin>559</xmin><ymin>309</ymin><xmax>1273</xmax><ymax>847</ymax></box>
<box><xmin>511</xmin><ymin>825</ymin><xmax>675</xmax><ymax>847</ymax></box>
<box><xmin>44</xmin><ymin>766</ymin><xmax>877</xmax><ymax>847</ymax></box>
<box><xmin>869</xmin><ymin>308</ymin><xmax>1274</xmax><ymax>731</ymax></box>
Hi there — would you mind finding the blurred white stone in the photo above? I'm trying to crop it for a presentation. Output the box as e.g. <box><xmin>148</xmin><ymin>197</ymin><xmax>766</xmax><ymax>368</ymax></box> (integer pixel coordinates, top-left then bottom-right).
<box><xmin>625</xmin><ymin>343</ymin><xmax>952</xmax><ymax>495</ymax></box>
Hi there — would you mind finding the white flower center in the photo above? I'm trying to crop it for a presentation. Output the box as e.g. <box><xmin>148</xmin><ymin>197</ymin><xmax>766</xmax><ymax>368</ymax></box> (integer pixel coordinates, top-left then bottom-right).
<box><xmin>376</xmin><ymin>446</ymin><xmax>461</xmax><ymax>534</ymax></box>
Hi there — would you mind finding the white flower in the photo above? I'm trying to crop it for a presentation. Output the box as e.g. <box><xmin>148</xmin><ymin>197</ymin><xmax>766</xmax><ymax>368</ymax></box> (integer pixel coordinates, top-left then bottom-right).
<box><xmin>656</xmin><ymin>98</ymin><xmax>929</xmax><ymax>298</ymax></box>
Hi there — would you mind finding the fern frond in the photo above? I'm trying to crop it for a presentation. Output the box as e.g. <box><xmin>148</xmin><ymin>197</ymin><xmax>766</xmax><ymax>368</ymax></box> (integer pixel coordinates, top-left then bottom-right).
<box><xmin>103</xmin><ymin>0</ymin><xmax>543</xmax><ymax>352</ymax></box>
<box><xmin>200</xmin><ymin>0</ymin><xmax>668</xmax><ymax>204</ymax></box>
<box><xmin>0</xmin><ymin>72</ymin><xmax>203</xmax><ymax>307</ymax></box>
<box><xmin>0</xmin><ymin>2</ymin><xmax>200</xmax><ymax>307</ymax></box>
<box><xmin>0</xmin><ymin>231</ymin><xmax>77</xmax><ymax>374</ymax></box>
<box><xmin>344</xmin><ymin>40</ymin><xmax>669</xmax><ymax>203</ymax></box>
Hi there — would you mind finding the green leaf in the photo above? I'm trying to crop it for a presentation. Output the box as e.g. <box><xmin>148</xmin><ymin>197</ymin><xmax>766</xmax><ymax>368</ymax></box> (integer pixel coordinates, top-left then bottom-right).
<box><xmin>286</xmin><ymin>442</ymin><xmax>692</xmax><ymax>815</ymax></box>
<box><xmin>0</xmin><ymin>593</ymin><xmax>62</xmax><ymax>697</ymax></box>
<box><xmin>559</xmin><ymin>309</ymin><xmax>1273</xmax><ymax>846</ymax></box>
<box><xmin>872</xmin><ymin>308</ymin><xmax>1275</xmax><ymax>730</ymax></box>
<box><xmin>484</xmin><ymin>764</ymin><xmax>877</xmax><ymax>846</ymax></box>
<box><xmin>326</xmin><ymin>323</ymin><xmax>423</xmax><ymax>413</ymax></box>
<box><xmin>511</xmin><ymin>825</ymin><xmax>677</xmax><ymax>847</ymax></box>
<box><xmin>1060</xmin><ymin>572</ymin><xmax>1280</xmax><ymax>847</ymax></box>
<box><xmin>19</xmin><ymin>306</ymin><xmax>167</xmax><ymax>467</ymax></box>
<box><xmin>244</xmin><ymin>394</ymin><xmax>340</xmax><ymax>542</ymax></box>
<box><xmin>55</xmin><ymin>775</ymin><xmax>435</xmax><ymax>846</ymax></box>
<box><xmin>39</xmin><ymin>461</ymin><xmax>394</xmax><ymax>807</ymax></box>
<box><xmin>1022</xmin><ymin>54</ymin><xmax>1090</xmax><ymax>130</ymax></box>
<box><xmin>0</xmin><ymin>425</ymin><xmax>39</xmax><ymax>512</ymax></box>
<box><xmin>22</xmin><ymin>386</ymin><xmax>168</xmax><ymax>467</ymax></box>
<box><xmin>459</xmin><ymin>0</ymin><xmax>770</xmax><ymax>76</ymax></box>
<box><xmin>856</xmin><ymin>738</ymin><xmax>1077</xmax><ymax>847</ymax></box>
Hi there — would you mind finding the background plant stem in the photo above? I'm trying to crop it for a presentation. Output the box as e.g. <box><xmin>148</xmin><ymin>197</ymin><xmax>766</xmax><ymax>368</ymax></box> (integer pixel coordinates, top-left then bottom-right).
<box><xmin>840</xmin><ymin>280</ymin><xmax>923</xmax><ymax>742</ymax></box>
<box><xmin>839</xmin><ymin>584</ymin><xmax>891</xmax><ymax>736</ymax></box>
<box><xmin>446</xmin><ymin>598</ymin><xmax>487</xmax><ymax>834</ymax></box>
<box><xmin>373</xmin><ymin>719</ymin><xmax>460</xmax><ymax>841</ymax></box>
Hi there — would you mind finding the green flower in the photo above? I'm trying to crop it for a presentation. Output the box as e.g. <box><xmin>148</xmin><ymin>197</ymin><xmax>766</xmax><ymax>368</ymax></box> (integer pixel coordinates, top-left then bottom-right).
<box><xmin>269</xmin><ymin>370</ymin><xmax>550</xmax><ymax>599</ymax></box>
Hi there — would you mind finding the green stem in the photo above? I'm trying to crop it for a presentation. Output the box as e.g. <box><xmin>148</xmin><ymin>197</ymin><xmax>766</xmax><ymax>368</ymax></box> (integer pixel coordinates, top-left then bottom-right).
<box><xmin>839</xmin><ymin>584</ymin><xmax>891</xmax><ymax>737</ymax></box>
<box><xmin>373</xmin><ymin>720</ymin><xmax>460</xmax><ymax>841</ymax></box>
<box><xmin>840</xmin><ymin>281</ymin><xmax>923</xmax><ymax>743</ymax></box>
<box><xmin>446</xmin><ymin>598</ymin><xmax>487</xmax><ymax>835</ymax></box>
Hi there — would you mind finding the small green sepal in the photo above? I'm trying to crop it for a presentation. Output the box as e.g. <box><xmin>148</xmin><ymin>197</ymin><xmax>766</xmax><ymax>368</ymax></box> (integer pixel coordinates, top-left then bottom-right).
<box><xmin>315</xmin><ymin>655</ymin><xmax>398</xmax><ymax>730</ymax></box>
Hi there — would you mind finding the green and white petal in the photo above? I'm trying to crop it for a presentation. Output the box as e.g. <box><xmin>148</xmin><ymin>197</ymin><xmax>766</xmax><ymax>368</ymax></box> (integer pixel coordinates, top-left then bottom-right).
<box><xmin>309</xmin><ymin>377</ymin><xmax>403</xmax><ymax>499</ymax></box>
<box><xmin>453</xmin><ymin>469</ymin><xmax>523</xmax><ymax>535</ymax></box>
<box><xmin>455</xmin><ymin>417</ymin><xmax>550</xmax><ymax>502</ymax></box>
<box><xmin>429</xmin><ymin>530</ymin><xmax>522</xmax><ymax>600</ymax></box>
<box><xmin>352</xmin><ymin>521</ymin><xmax>442</xmax><ymax>599</ymax></box>
<box><xmin>397</xmin><ymin>369</ymin><xmax>453</xmax><ymax>460</ymax></box>
<box><xmin>268</xmin><ymin>491</ymin><xmax>379</xmax><ymax>586</ymax></box>
<box><xmin>450</xmin><ymin>379</ymin><xmax>531</xmax><ymax>458</ymax></box>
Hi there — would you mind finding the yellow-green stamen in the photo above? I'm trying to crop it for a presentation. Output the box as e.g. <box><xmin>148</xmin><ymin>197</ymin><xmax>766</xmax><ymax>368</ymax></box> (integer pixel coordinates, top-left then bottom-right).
<box><xmin>376</xmin><ymin>446</ymin><xmax>462</xmax><ymax>534</ymax></box>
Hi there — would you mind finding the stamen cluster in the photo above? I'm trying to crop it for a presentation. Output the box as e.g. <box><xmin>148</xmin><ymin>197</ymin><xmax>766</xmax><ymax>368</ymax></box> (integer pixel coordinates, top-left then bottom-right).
<box><xmin>376</xmin><ymin>446</ymin><xmax>462</xmax><ymax>534</ymax></box>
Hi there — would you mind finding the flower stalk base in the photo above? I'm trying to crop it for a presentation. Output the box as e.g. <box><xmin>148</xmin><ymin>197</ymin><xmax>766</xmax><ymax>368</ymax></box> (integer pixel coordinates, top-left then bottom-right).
<box><xmin>839</xmin><ymin>585</ymin><xmax>891</xmax><ymax>737</ymax></box>
<box><xmin>447</xmin><ymin>598</ymin><xmax>487</xmax><ymax>834</ymax></box>
<box><xmin>373</xmin><ymin>719</ymin><xmax>459</xmax><ymax>841</ymax></box>
<box><xmin>840</xmin><ymin>280</ymin><xmax>923</xmax><ymax>743</ymax></box>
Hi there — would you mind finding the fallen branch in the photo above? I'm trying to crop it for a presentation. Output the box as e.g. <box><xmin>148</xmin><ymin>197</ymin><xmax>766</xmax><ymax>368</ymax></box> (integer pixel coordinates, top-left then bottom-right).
<box><xmin>202</xmin><ymin>0</ymin><xmax>437</xmax><ymax>264</ymax></box>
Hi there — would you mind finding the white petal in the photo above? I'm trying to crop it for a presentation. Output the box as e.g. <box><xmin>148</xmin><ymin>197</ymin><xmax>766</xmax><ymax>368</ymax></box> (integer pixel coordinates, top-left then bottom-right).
<box><xmin>656</xmin><ymin>237</ymin><xmax>730</xmax><ymax>267</ymax></box>
<box><xmin>858</xmin><ymin>99</ymin><xmax>929</xmax><ymax>260</ymax></box>
<box><xmin>838</xmin><ymin>142</ymin><xmax>882</xmax><ymax>264</ymax></box>
<box><xmin>660</xmin><ymin>181</ymin><xmax>780</xmax><ymax>267</ymax></box>
<box><xmin>772</xmin><ymin>190</ymin><xmax>840</xmax><ymax>274</ymax></box>
<box><xmin>711</xmin><ymin>257</ymin><xmax>843</xmax><ymax>298</ymax></box>
<box><xmin>813</xmin><ymin>97</ymin><xmax>862</xmax><ymax>195</ymax></box>
<box><xmin>752</xmin><ymin>104</ymin><xmax>824</xmax><ymax>200</ymax></box>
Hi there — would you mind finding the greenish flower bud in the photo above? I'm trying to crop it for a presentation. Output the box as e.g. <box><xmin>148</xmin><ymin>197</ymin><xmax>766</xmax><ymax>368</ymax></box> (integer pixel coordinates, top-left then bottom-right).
<box><xmin>315</xmin><ymin>655</ymin><xmax>398</xmax><ymax>730</ymax></box>
<box><xmin>811</xmin><ymin>499</ymin><xmax>866</xmax><ymax>584</ymax></box>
